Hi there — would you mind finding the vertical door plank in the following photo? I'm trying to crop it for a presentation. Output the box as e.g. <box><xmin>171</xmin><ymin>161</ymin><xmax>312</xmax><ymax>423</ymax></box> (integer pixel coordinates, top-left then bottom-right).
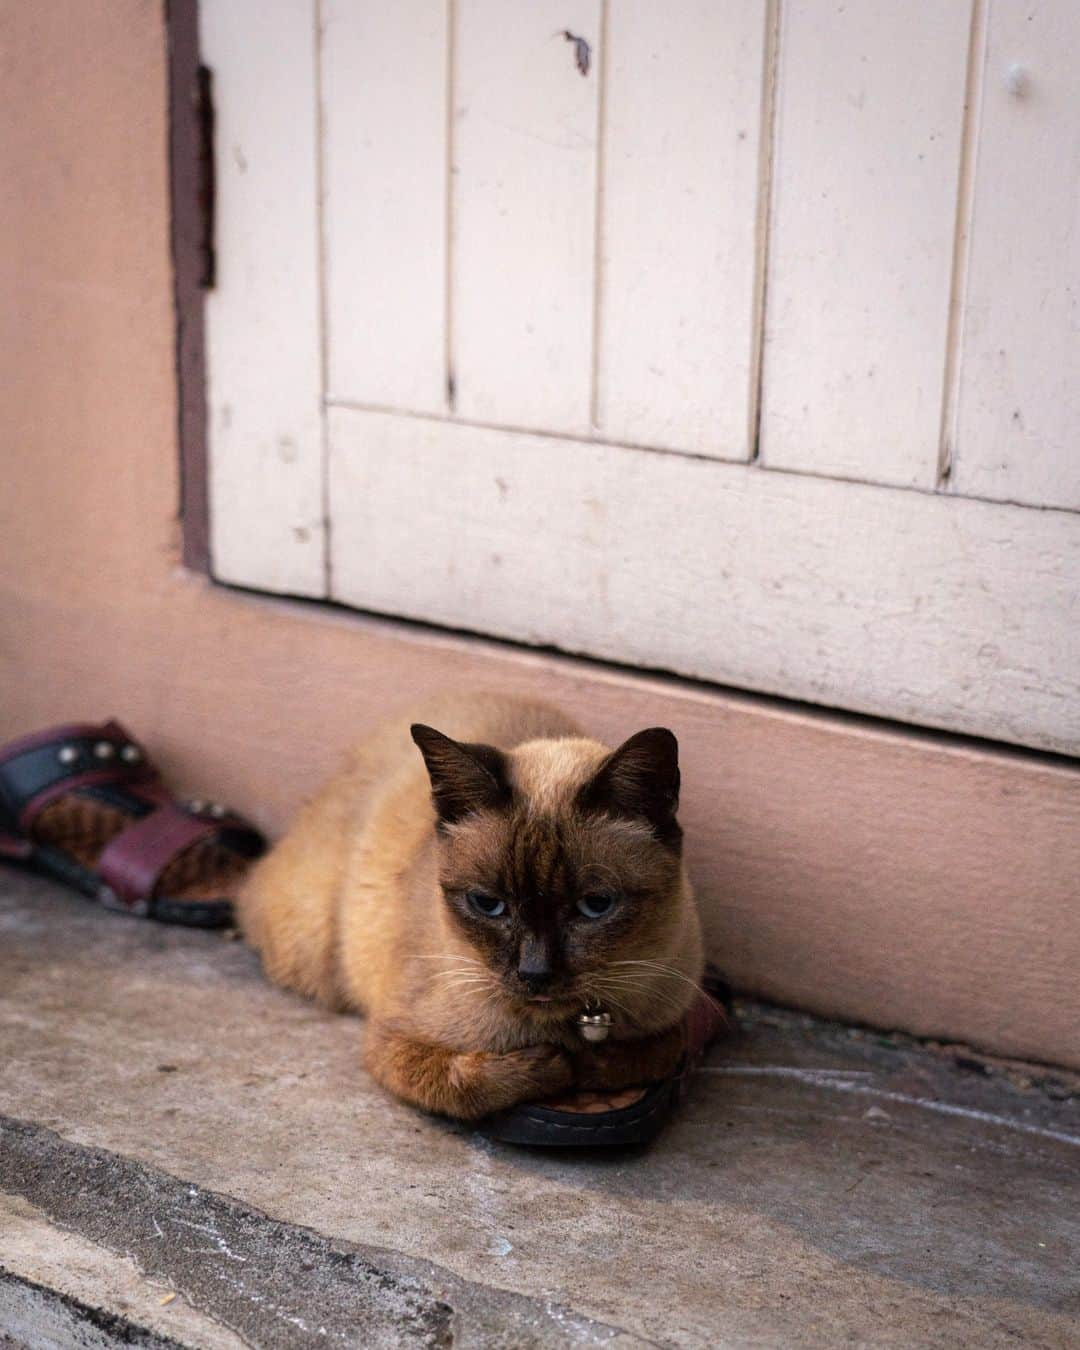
<box><xmin>200</xmin><ymin>0</ymin><xmax>325</xmax><ymax>596</ymax></box>
<box><xmin>597</xmin><ymin>0</ymin><xmax>768</xmax><ymax>459</ymax></box>
<box><xmin>452</xmin><ymin>0</ymin><xmax>600</xmax><ymax>433</ymax></box>
<box><xmin>760</xmin><ymin>0</ymin><xmax>971</xmax><ymax>487</ymax></box>
<box><xmin>323</xmin><ymin>0</ymin><xmax>448</xmax><ymax>413</ymax></box>
<box><xmin>951</xmin><ymin>1</ymin><xmax>1080</xmax><ymax>511</ymax></box>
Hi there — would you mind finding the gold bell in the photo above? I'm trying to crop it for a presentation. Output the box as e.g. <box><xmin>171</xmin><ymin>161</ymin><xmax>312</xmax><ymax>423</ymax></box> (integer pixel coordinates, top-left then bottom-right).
<box><xmin>575</xmin><ymin>1010</ymin><xmax>612</xmax><ymax>1043</ymax></box>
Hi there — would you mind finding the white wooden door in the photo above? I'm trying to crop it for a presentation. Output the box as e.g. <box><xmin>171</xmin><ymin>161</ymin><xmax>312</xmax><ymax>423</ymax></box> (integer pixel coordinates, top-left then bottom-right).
<box><xmin>201</xmin><ymin>0</ymin><xmax>1080</xmax><ymax>757</ymax></box>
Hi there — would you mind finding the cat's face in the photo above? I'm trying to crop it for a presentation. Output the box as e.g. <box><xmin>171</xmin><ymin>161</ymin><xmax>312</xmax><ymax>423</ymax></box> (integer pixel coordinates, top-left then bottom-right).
<box><xmin>411</xmin><ymin>724</ymin><xmax>688</xmax><ymax>1011</ymax></box>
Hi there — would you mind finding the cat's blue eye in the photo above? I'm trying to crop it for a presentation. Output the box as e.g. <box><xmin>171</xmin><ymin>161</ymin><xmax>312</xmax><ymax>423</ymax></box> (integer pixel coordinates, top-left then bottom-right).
<box><xmin>577</xmin><ymin>892</ymin><xmax>616</xmax><ymax>920</ymax></box>
<box><xmin>466</xmin><ymin>890</ymin><xmax>507</xmax><ymax>918</ymax></box>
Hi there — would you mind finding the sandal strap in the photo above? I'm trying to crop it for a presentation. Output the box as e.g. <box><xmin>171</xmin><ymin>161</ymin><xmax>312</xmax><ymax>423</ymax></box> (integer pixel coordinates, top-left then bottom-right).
<box><xmin>686</xmin><ymin>988</ymin><xmax>727</xmax><ymax>1059</ymax></box>
<box><xmin>97</xmin><ymin>804</ymin><xmax>221</xmax><ymax>916</ymax></box>
<box><xmin>0</xmin><ymin>720</ymin><xmax>265</xmax><ymax>896</ymax></box>
<box><xmin>0</xmin><ymin>720</ymin><xmax>154</xmax><ymax>853</ymax></box>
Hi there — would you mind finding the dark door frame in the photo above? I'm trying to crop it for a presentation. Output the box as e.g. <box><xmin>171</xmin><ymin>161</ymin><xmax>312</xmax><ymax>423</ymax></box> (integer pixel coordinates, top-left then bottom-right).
<box><xmin>167</xmin><ymin>0</ymin><xmax>212</xmax><ymax>573</ymax></box>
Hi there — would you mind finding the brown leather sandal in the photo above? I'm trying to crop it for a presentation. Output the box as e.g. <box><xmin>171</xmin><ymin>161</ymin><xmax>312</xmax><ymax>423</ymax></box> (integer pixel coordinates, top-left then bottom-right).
<box><xmin>477</xmin><ymin>970</ymin><xmax>731</xmax><ymax>1147</ymax></box>
<box><xmin>0</xmin><ymin>720</ymin><xmax>265</xmax><ymax>927</ymax></box>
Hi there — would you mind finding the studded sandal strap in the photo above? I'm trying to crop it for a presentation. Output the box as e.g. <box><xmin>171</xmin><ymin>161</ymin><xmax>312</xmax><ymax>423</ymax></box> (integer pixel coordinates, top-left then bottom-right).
<box><xmin>96</xmin><ymin>804</ymin><xmax>221</xmax><ymax>915</ymax></box>
<box><xmin>0</xmin><ymin>720</ymin><xmax>155</xmax><ymax>841</ymax></box>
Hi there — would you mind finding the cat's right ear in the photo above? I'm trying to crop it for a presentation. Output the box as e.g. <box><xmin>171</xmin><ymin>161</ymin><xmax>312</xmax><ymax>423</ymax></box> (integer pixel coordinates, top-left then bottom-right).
<box><xmin>410</xmin><ymin>725</ymin><xmax>511</xmax><ymax>829</ymax></box>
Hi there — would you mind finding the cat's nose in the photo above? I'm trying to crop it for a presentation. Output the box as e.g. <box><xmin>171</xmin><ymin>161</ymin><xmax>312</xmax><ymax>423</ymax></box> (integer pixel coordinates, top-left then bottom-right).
<box><xmin>515</xmin><ymin>934</ymin><xmax>553</xmax><ymax>999</ymax></box>
<box><xmin>516</xmin><ymin>939</ymin><xmax>554</xmax><ymax>993</ymax></box>
<box><xmin>518</xmin><ymin>965</ymin><xmax>554</xmax><ymax>994</ymax></box>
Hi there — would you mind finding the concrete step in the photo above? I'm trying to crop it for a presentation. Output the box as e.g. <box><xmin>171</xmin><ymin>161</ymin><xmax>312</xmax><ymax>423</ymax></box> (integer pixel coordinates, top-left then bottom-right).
<box><xmin>1</xmin><ymin>872</ymin><xmax>1077</xmax><ymax>1348</ymax></box>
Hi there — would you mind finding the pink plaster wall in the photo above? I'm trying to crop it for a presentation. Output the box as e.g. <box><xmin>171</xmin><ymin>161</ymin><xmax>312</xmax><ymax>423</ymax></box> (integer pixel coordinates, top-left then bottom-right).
<box><xmin>2</xmin><ymin>0</ymin><xmax>1078</xmax><ymax>1068</ymax></box>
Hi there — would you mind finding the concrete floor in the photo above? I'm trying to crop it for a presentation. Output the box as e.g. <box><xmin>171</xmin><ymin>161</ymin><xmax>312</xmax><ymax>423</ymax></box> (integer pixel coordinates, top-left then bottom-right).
<box><xmin>0</xmin><ymin>872</ymin><xmax>1077</xmax><ymax>1349</ymax></box>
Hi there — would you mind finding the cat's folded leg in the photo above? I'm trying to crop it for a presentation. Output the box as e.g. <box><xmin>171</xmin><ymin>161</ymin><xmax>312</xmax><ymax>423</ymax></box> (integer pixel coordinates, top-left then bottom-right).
<box><xmin>363</xmin><ymin>1022</ymin><xmax>574</xmax><ymax>1121</ymax></box>
<box><xmin>572</xmin><ymin>1023</ymin><xmax>685</xmax><ymax>1092</ymax></box>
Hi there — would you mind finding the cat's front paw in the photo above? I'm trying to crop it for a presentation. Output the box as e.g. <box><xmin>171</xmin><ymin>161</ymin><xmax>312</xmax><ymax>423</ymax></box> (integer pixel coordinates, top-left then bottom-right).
<box><xmin>511</xmin><ymin>1043</ymin><xmax>577</xmax><ymax>1095</ymax></box>
<box><xmin>450</xmin><ymin>1043</ymin><xmax>573</xmax><ymax>1117</ymax></box>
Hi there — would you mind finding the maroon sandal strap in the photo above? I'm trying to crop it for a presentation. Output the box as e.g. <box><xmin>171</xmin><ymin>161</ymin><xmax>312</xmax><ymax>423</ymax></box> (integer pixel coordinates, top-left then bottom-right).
<box><xmin>96</xmin><ymin>804</ymin><xmax>220</xmax><ymax>916</ymax></box>
<box><xmin>1</xmin><ymin>718</ymin><xmax>265</xmax><ymax>928</ymax></box>
<box><xmin>686</xmin><ymin>987</ymin><xmax>727</xmax><ymax>1059</ymax></box>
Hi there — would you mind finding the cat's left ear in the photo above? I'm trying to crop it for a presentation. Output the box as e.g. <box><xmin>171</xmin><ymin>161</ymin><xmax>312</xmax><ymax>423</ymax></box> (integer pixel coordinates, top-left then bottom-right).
<box><xmin>410</xmin><ymin>724</ymin><xmax>511</xmax><ymax>829</ymax></box>
<box><xmin>578</xmin><ymin>727</ymin><xmax>681</xmax><ymax>848</ymax></box>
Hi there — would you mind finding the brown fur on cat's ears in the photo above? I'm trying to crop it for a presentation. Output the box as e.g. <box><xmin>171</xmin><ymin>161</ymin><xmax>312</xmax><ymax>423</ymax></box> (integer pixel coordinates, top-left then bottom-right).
<box><xmin>236</xmin><ymin>695</ymin><xmax>704</xmax><ymax>1120</ymax></box>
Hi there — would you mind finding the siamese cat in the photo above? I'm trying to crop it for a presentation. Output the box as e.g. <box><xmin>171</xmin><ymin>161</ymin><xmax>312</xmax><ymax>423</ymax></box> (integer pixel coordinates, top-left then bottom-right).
<box><xmin>237</xmin><ymin>695</ymin><xmax>704</xmax><ymax>1120</ymax></box>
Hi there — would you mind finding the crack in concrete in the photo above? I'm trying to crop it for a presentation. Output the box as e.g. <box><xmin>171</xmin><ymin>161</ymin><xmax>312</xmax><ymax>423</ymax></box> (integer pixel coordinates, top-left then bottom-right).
<box><xmin>698</xmin><ymin>1066</ymin><xmax>1080</xmax><ymax>1146</ymax></box>
<box><xmin>0</xmin><ymin>1115</ymin><xmax>639</xmax><ymax>1349</ymax></box>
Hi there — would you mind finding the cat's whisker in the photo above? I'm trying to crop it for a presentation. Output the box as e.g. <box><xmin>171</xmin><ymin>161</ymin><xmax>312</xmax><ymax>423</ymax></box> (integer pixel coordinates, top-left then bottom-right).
<box><xmin>464</xmin><ymin>985</ymin><xmax>506</xmax><ymax>1020</ymax></box>
<box><xmin>606</xmin><ymin>960</ymin><xmax>725</xmax><ymax>1017</ymax></box>
<box><xmin>590</xmin><ymin>970</ymin><xmax>697</xmax><ymax>1018</ymax></box>
<box><xmin>610</xmin><ymin>959</ymin><xmax>692</xmax><ymax>978</ymax></box>
<box><xmin>412</xmin><ymin>954</ymin><xmax>486</xmax><ymax>965</ymax></box>
<box><xmin>458</xmin><ymin>992</ymin><xmax>500</xmax><ymax>1012</ymax></box>
<box><xmin>602</xmin><ymin>971</ymin><xmax>712</xmax><ymax>1015</ymax></box>
<box><xmin>586</xmin><ymin>985</ymin><xmax>637</xmax><ymax>1023</ymax></box>
<box><xmin>586</xmin><ymin>974</ymin><xmax>648</xmax><ymax>1003</ymax></box>
<box><xmin>432</xmin><ymin>974</ymin><xmax>496</xmax><ymax>990</ymax></box>
<box><xmin>590</xmin><ymin>982</ymin><xmax>685</xmax><ymax>1021</ymax></box>
<box><xmin>592</xmin><ymin>970</ymin><xmax>683</xmax><ymax>998</ymax></box>
<box><xmin>595</xmin><ymin>973</ymin><xmax>686</xmax><ymax>997</ymax></box>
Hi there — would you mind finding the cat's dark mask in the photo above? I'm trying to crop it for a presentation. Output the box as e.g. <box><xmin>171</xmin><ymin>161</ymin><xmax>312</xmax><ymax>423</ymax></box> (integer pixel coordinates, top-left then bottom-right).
<box><xmin>410</xmin><ymin>724</ymin><xmax>685</xmax><ymax>1004</ymax></box>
